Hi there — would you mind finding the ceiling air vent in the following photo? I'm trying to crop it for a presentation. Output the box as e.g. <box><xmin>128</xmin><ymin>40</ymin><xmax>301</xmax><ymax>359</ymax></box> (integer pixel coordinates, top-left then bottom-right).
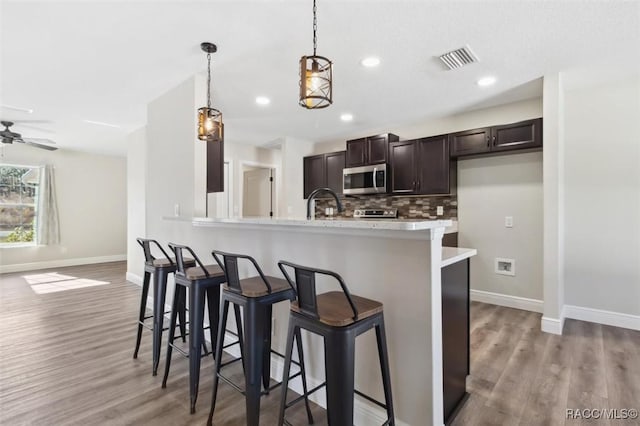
<box><xmin>438</xmin><ymin>45</ymin><xmax>479</xmax><ymax>70</ymax></box>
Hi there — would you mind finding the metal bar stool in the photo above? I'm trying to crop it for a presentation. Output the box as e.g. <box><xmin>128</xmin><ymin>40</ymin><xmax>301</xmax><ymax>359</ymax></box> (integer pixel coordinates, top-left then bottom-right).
<box><xmin>277</xmin><ymin>261</ymin><xmax>396</xmax><ymax>426</ymax></box>
<box><xmin>133</xmin><ymin>238</ymin><xmax>192</xmax><ymax>376</ymax></box>
<box><xmin>161</xmin><ymin>243</ymin><xmax>227</xmax><ymax>414</ymax></box>
<box><xmin>207</xmin><ymin>251</ymin><xmax>314</xmax><ymax>426</ymax></box>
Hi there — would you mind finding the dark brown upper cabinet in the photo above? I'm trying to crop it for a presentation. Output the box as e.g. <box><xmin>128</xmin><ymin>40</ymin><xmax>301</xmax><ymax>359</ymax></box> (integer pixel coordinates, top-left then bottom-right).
<box><xmin>390</xmin><ymin>135</ymin><xmax>455</xmax><ymax>195</ymax></box>
<box><xmin>450</xmin><ymin>118</ymin><xmax>542</xmax><ymax>158</ymax></box>
<box><xmin>345</xmin><ymin>133</ymin><xmax>399</xmax><ymax>167</ymax></box>
<box><xmin>303</xmin><ymin>151</ymin><xmax>345</xmax><ymax>198</ymax></box>
<box><xmin>206</xmin><ymin>140</ymin><xmax>224</xmax><ymax>193</ymax></box>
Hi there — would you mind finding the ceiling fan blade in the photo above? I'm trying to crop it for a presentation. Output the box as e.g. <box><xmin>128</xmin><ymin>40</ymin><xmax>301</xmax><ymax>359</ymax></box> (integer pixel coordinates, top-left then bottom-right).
<box><xmin>19</xmin><ymin>138</ymin><xmax>58</xmax><ymax>151</ymax></box>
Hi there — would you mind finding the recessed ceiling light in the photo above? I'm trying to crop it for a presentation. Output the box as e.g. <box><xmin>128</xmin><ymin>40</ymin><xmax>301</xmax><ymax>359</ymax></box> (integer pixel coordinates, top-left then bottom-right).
<box><xmin>83</xmin><ymin>119</ymin><xmax>121</xmax><ymax>128</ymax></box>
<box><xmin>255</xmin><ymin>96</ymin><xmax>270</xmax><ymax>106</ymax></box>
<box><xmin>477</xmin><ymin>76</ymin><xmax>497</xmax><ymax>87</ymax></box>
<box><xmin>340</xmin><ymin>113</ymin><xmax>354</xmax><ymax>122</ymax></box>
<box><xmin>361</xmin><ymin>57</ymin><xmax>381</xmax><ymax>68</ymax></box>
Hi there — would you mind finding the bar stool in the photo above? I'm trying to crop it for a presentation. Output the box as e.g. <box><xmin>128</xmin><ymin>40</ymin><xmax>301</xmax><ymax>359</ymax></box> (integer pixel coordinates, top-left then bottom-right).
<box><xmin>277</xmin><ymin>261</ymin><xmax>396</xmax><ymax>426</ymax></box>
<box><xmin>133</xmin><ymin>238</ymin><xmax>193</xmax><ymax>376</ymax></box>
<box><xmin>207</xmin><ymin>251</ymin><xmax>314</xmax><ymax>426</ymax></box>
<box><xmin>161</xmin><ymin>243</ymin><xmax>227</xmax><ymax>414</ymax></box>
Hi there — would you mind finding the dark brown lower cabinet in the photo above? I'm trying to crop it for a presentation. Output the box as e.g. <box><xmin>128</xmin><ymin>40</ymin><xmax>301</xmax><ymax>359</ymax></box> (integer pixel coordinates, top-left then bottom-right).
<box><xmin>442</xmin><ymin>258</ymin><xmax>470</xmax><ymax>425</ymax></box>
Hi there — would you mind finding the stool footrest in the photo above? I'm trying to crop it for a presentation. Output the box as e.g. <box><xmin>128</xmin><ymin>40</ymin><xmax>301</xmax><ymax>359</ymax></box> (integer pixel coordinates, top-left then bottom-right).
<box><xmin>354</xmin><ymin>388</ymin><xmax>388</xmax><ymax>410</ymax></box>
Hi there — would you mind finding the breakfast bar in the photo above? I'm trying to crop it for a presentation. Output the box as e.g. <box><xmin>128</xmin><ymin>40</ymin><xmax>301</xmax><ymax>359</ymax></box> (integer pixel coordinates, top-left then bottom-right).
<box><xmin>161</xmin><ymin>216</ymin><xmax>475</xmax><ymax>426</ymax></box>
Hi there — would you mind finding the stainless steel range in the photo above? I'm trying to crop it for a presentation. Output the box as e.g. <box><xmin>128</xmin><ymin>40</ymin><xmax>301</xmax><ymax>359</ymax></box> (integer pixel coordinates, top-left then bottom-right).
<box><xmin>353</xmin><ymin>208</ymin><xmax>398</xmax><ymax>219</ymax></box>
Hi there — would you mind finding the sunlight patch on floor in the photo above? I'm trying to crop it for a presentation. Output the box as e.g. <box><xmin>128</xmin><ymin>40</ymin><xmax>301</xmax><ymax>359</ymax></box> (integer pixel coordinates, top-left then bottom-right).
<box><xmin>22</xmin><ymin>272</ymin><xmax>110</xmax><ymax>294</ymax></box>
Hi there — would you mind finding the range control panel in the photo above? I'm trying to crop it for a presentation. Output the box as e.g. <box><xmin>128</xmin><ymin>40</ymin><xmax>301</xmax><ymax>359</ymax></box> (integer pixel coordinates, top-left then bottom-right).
<box><xmin>353</xmin><ymin>208</ymin><xmax>398</xmax><ymax>219</ymax></box>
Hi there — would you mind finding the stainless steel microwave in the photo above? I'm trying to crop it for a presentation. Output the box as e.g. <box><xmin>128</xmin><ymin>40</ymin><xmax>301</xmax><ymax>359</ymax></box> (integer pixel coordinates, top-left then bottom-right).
<box><xmin>343</xmin><ymin>164</ymin><xmax>387</xmax><ymax>195</ymax></box>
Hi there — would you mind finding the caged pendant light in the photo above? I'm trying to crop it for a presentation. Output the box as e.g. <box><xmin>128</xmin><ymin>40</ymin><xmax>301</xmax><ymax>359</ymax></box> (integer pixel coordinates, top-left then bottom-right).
<box><xmin>299</xmin><ymin>0</ymin><xmax>333</xmax><ymax>109</ymax></box>
<box><xmin>197</xmin><ymin>42</ymin><xmax>224</xmax><ymax>142</ymax></box>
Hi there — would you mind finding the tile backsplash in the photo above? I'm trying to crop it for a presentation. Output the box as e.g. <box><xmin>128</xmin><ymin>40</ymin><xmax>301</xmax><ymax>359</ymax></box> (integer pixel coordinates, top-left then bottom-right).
<box><xmin>314</xmin><ymin>194</ymin><xmax>457</xmax><ymax>220</ymax></box>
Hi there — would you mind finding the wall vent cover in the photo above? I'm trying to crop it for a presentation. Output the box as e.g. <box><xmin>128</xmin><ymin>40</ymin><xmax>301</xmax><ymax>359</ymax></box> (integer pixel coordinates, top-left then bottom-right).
<box><xmin>438</xmin><ymin>45</ymin><xmax>479</xmax><ymax>70</ymax></box>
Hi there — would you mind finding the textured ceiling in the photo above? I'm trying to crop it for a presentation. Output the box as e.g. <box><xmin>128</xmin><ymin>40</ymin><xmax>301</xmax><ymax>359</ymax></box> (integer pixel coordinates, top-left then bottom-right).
<box><xmin>1</xmin><ymin>1</ymin><xmax>639</xmax><ymax>156</ymax></box>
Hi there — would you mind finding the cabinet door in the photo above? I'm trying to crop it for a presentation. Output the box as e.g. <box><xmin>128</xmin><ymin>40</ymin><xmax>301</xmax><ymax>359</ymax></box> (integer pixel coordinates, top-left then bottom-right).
<box><xmin>491</xmin><ymin>118</ymin><xmax>542</xmax><ymax>152</ymax></box>
<box><xmin>207</xmin><ymin>140</ymin><xmax>224</xmax><ymax>193</ymax></box>
<box><xmin>346</xmin><ymin>138</ymin><xmax>367</xmax><ymax>167</ymax></box>
<box><xmin>325</xmin><ymin>151</ymin><xmax>345</xmax><ymax>195</ymax></box>
<box><xmin>303</xmin><ymin>154</ymin><xmax>326</xmax><ymax>198</ymax></box>
<box><xmin>389</xmin><ymin>140</ymin><xmax>417</xmax><ymax>193</ymax></box>
<box><xmin>367</xmin><ymin>134</ymin><xmax>389</xmax><ymax>165</ymax></box>
<box><xmin>449</xmin><ymin>127</ymin><xmax>491</xmax><ymax>157</ymax></box>
<box><xmin>417</xmin><ymin>135</ymin><xmax>451</xmax><ymax>194</ymax></box>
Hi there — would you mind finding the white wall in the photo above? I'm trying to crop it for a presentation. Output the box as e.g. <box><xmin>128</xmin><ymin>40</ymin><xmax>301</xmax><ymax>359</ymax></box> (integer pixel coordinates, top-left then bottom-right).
<box><xmin>126</xmin><ymin>127</ymin><xmax>147</xmax><ymax>279</ymax></box>
<box><xmin>280</xmin><ymin>137</ymin><xmax>315</xmax><ymax>217</ymax></box>
<box><xmin>0</xmin><ymin>146</ymin><xmax>127</xmax><ymax>271</ymax></box>
<box><xmin>314</xmin><ymin>98</ymin><xmax>545</xmax><ymax>303</ymax></box>
<box><xmin>563</xmin><ymin>72</ymin><xmax>640</xmax><ymax>317</ymax></box>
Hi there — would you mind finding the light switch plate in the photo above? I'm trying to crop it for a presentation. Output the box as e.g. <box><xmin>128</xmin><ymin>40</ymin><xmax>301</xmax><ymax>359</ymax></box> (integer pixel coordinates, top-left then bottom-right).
<box><xmin>505</xmin><ymin>216</ymin><xmax>513</xmax><ymax>228</ymax></box>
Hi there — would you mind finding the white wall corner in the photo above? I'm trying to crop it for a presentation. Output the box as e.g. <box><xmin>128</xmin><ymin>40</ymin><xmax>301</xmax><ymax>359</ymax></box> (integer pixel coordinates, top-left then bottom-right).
<box><xmin>541</xmin><ymin>310</ymin><xmax>566</xmax><ymax>335</ymax></box>
<box><xmin>126</xmin><ymin>271</ymin><xmax>143</xmax><ymax>286</ymax></box>
<box><xmin>470</xmin><ymin>289</ymin><xmax>543</xmax><ymax>313</ymax></box>
<box><xmin>564</xmin><ymin>305</ymin><xmax>640</xmax><ymax>331</ymax></box>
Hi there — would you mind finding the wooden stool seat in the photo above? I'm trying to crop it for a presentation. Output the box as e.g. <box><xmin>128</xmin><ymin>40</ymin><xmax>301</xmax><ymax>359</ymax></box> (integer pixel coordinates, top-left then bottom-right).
<box><xmin>150</xmin><ymin>257</ymin><xmax>195</xmax><ymax>268</ymax></box>
<box><xmin>225</xmin><ymin>276</ymin><xmax>291</xmax><ymax>298</ymax></box>
<box><xmin>292</xmin><ymin>291</ymin><xmax>383</xmax><ymax>327</ymax></box>
<box><xmin>185</xmin><ymin>264</ymin><xmax>224</xmax><ymax>280</ymax></box>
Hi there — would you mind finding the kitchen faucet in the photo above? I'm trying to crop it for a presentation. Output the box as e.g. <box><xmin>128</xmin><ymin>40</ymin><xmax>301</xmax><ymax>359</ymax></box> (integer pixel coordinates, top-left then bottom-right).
<box><xmin>306</xmin><ymin>187</ymin><xmax>344</xmax><ymax>220</ymax></box>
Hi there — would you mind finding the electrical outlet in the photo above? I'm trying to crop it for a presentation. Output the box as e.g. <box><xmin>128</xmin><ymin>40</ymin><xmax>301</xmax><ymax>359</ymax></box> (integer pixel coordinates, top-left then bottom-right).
<box><xmin>325</xmin><ymin>207</ymin><xmax>330</xmax><ymax>215</ymax></box>
<box><xmin>329</xmin><ymin>207</ymin><xmax>334</xmax><ymax>215</ymax></box>
<box><xmin>505</xmin><ymin>216</ymin><xmax>513</xmax><ymax>228</ymax></box>
<box><xmin>495</xmin><ymin>258</ymin><xmax>516</xmax><ymax>276</ymax></box>
<box><xmin>437</xmin><ymin>206</ymin><xmax>444</xmax><ymax>216</ymax></box>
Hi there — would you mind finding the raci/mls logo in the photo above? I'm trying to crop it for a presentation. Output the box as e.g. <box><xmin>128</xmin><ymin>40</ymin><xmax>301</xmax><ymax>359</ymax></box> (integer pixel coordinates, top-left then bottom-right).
<box><xmin>566</xmin><ymin>408</ymin><xmax>638</xmax><ymax>420</ymax></box>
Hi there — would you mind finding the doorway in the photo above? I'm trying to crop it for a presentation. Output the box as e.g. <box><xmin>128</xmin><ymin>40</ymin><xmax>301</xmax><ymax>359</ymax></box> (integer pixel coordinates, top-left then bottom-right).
<box><xmin>242</xmin><ymin>167</ymin><xmax>274</xmax><ymax>218</ymax></box>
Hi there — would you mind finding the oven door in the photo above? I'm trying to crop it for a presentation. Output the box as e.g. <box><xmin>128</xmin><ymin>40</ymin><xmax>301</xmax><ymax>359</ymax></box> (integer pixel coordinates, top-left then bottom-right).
<box><xmin>343</xmin><ymin>164</ymin><xmax>387</xmax><ymax>195</ymax></box>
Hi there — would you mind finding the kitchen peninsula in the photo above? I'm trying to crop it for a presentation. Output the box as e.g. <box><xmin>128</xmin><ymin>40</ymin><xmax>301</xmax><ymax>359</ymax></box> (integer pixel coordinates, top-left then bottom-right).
<box><xmin>163</xmin><ymin>216</ymin><xmax>475</xmax><ymax>426</ymax></box>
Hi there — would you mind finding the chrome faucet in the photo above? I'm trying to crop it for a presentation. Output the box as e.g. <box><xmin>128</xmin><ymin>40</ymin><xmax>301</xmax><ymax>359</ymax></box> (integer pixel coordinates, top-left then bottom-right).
<box><xmin>306</xmin><ymin>187</ymin><xmax>344</xmax><ymax>220</ymax></box>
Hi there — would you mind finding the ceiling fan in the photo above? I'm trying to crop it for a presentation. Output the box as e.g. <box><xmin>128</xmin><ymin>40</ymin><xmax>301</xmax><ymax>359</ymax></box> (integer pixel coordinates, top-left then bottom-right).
<box><xmin>1</xmin><ymin>121</ymin><xmax>58</xmax><ymax>151</ymax></box>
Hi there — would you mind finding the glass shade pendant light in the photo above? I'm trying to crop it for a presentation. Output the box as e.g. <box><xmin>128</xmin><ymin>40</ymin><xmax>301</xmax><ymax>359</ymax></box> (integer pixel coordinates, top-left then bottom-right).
<box><xmin>299</xmin><ymin>0</ymin><xmax>333</xmax><ymax>109</ymax></box>
<box><xmin>197</xmin><ymin>42</ymin><xmax>224</xmax><ymax>142</ymax></box>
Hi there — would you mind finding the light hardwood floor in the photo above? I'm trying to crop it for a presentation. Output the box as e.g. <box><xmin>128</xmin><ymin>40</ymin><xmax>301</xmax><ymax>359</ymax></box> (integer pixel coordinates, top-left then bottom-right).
<box><xmin>1</xmin><ymin>262</ymin><xmax>639</xmax><ymax>425</ymax></box>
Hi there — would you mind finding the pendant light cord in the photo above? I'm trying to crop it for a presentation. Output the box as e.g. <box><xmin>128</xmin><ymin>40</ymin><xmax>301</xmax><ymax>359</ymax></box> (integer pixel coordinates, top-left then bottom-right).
<box><xmin>206</xmin><ymin>52</ymin><xmax>212</xmax><ymax>109</ymax></box>
<box><xmin>312</xmin><ymin>0</ymin><xmax>317</xmax><ymax>56</ymax></box>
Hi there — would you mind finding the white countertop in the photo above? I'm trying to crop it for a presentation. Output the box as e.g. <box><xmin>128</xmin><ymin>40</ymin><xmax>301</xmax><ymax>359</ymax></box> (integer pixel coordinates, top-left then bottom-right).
<box><xmin>441</xmin><ymin>247</ymin><xmax>477</xmax><ymax>268</ymax></box>
<box><xmin>185</xmin><ymin>216</ymin><xmax>453</xmax><ymax>231</ymax></box>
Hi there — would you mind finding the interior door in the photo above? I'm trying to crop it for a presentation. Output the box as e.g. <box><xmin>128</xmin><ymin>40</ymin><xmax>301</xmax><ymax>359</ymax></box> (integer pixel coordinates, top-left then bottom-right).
<box><xmin>243</xmin><ymin>168</ymin><xmax>273</xmax><ymax>217</ymax></box>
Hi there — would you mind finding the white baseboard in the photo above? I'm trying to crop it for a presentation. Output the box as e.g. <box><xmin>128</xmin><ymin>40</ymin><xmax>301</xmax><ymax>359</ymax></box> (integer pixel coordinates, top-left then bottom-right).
<box><xmin>0</xmin><ymin>254</ymin><xmax>127</xmax><ymax>274</ymax></box>
<box><xmin>470</xmin><ymin>289</ymin><xmax>543</xmax><ymax>313</ymax></box>
<box><xmin>541</xmin><ymin>316</ymin><xmax>565</xmax><ymax>335</ymax></box>
<box><xmin>564</xmin><ymin>304</ymin><xmax>640</xmax><ymax>331</ymax></box>
<box><xmin>126</xmin><ymin>272</ymin><xmax>143</xmax><ymax>286</ymax></box>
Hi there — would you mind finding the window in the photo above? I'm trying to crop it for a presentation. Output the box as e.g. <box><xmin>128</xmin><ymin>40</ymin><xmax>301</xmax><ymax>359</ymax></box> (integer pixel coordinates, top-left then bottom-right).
<box><xmin>0</xmin><ymin>164</ymin><xmax>39</xmax><ymax>246</ymax></box>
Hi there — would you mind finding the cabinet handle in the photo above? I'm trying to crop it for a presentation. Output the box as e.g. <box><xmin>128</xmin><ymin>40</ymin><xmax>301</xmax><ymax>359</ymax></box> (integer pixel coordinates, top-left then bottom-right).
<box><xmin>486</xmin><ymin>136</ymin><xmax>490</xmax><ymax>148</ymax></box>
<box><xmin>492</xmin><ymin>136</ymin><xmax>496</xmax><ymax>146</ymax></box>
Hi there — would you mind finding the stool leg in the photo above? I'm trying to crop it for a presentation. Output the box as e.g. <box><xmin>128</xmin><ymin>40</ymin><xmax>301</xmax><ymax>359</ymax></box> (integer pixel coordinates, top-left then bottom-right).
<box><xmin>177</xmin><ymin>284</ymin><xmax>187</xmax><ymax>343</ymax></box>
<box><xmin>376</xmin><ymin>315</ymin><xmax>395</xmax><ymax>425</ymax></box>
<box><xmin>162</xmin><ymin>285</ymin><xmax>182</xmax><ymax>388</ymax></box>
<box><xmin>244</xmin><ymin>301</ymin><xmax>266</xmax><ymax>426</ymax></box>
<box><xmin>207</xmin><ymin>300</ymin><xmax>230</xmax><ymax>426</ymax></box>
<box><xmin>152</xmin><ymin>269</ymin><xmax>169</xmax><ymax>376</ymax></box>
<box><xmin>189</xmin><ymin>283</ymin><xmax>206</xmax><ymax>414</ymax></box>
<box><xmin>277</xmin><ymin>320</ymin><xmax>297</xmax><ymax>426</ymax></box>
<box><xmin>262</xmin><ymin>304</ymin><xmax>273</xmax><ymax>392</ymax></box>
<box><xmin>294</xmin><ymin>328</ymin><xmax>314</xmax><ymax>424</ymax></box>
<box><xmin>133</xmin><ymin>271</ymin><xmax>151</xmax><ymax>359</ymax></box>
<box><xmin>325</xmin><ymin>330</ymin><xmax>356</xmax><ymax>425</ymax></box>
<box><xmin>206</xmin><ymin>285</ymin><xmax>221</xmax><ymax>354</ymax></box>
<box><xmin>233</xmin><ymin>304</ymin><xmax>246</xmax><ymax>376</ymax></box>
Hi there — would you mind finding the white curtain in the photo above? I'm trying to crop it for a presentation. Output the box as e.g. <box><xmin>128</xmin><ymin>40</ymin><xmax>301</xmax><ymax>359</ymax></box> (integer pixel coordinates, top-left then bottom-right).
<box><xmin>36</xmin><ymin>165</ymin><xmax>60</xmax><ymax>245</ymax></box>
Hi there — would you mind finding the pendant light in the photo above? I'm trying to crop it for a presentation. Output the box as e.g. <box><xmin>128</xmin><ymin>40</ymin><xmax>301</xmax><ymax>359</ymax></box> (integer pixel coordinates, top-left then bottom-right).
<box><xmin>197</xmin><ymin>42</ymin><xmax>224</xmax><ymax>142</ymax></box>
<box><xmin>299</xmin><ymin>0</ymin><xmax>333</xmax><ymax>109</ymax></box>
